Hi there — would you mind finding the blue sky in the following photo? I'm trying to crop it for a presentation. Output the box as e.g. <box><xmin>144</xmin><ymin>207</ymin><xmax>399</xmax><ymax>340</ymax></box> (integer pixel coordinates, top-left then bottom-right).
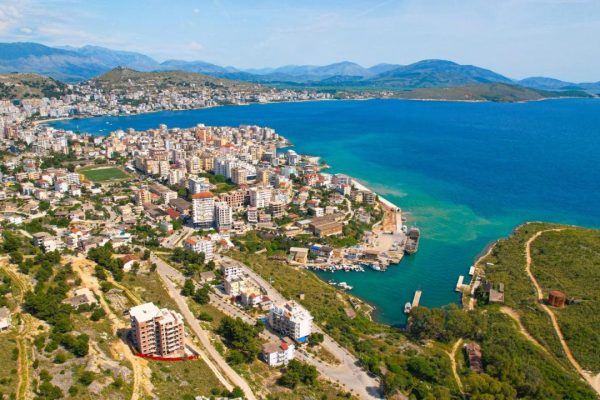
<box><xmin>1</xmin><ymin>0</ymin><xmax>599</xmax><ymax>81</ymax></box>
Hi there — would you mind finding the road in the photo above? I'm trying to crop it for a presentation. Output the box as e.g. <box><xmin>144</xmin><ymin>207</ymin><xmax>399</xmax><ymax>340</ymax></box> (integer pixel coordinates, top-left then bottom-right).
<box><xmin>150</xmin><ymin>254</ymin><xmax>258</xmax><ymax>400</ymax></box>
<box><xmin>524</xmin><ymin>229</ymin><xmax>600</xmax><ymax>396</ymax></box>
<box><xmin>218</xmin><ymin>256</ymin><xmax>385</xmax><ymax>400</ymax></box>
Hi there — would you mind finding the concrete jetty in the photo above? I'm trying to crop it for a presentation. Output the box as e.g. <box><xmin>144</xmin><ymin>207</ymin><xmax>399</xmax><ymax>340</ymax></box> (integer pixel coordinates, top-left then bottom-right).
<box><xmin>412</xmin><ymin>290</ymin><xmax>422</xmax><ymax>308</ymax></box>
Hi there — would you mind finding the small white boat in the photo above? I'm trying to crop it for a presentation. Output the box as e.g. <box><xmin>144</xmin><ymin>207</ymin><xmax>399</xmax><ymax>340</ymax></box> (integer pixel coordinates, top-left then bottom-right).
<box><xmin>404</xmin><ymin>302</ymin><xmax>412</xmax><ymax>314</ymax></box>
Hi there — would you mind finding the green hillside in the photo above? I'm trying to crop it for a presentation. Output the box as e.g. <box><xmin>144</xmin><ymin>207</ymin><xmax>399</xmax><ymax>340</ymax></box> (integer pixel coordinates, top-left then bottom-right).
<box><xmin>0</xmin><ymin>73</ymin><xmax>70</xmax><ymax>100</ymax></box>
<box><xmin>89</xmin><ymin>67</ymin><xmax>260</xmax><ymax>92</ymax></box>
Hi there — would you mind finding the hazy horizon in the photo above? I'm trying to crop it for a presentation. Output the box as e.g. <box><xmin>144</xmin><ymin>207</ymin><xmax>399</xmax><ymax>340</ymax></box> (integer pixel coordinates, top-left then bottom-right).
<box><xmin>1</xmin><ymin>0</ymin><xmax>600</xmax><ymax>81</ymax></box>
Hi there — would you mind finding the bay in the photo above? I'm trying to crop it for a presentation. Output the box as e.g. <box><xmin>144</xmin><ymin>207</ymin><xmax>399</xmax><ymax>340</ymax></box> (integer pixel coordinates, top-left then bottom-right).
<box><xmin>50</xmin><ymin>98</ymin><xmax>600</xmax><ymax>326</ymax></box>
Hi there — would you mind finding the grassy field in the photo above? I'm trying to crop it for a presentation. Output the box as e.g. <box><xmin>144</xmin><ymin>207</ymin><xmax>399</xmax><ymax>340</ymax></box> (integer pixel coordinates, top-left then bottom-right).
<box><xmin>148</xmin><ymin>359</ymin><xmax>224</xmax><ymax>399</ymax></box>
<box><xmin>479</xmin><ymin>222</ymin><xmax>600</xmax><ymax>391</ymax></box>
<box><xmin>479</xmin><ymin>222</ymin><xmax>570</xmax><ymax>364</ymax></box>
<box><xmin>79</xmin><ymin>165</ymin><xmax>130</xmax><ymax>182</ymax></box>
<box><xmin>530</xmin><ymin>228</ymin><xmax>600</xmax><ymax>373</ymax></box>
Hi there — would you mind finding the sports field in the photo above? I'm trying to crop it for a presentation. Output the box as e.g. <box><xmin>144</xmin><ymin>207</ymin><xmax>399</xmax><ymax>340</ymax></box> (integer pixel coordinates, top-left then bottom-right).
<box><xmin>79</xmin><ymin>165</ymin><xmax>130</xmax><ymax>182</ymax></box>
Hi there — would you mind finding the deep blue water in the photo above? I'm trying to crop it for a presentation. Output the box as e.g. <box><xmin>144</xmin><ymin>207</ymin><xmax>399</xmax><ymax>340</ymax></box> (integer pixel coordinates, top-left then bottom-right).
<box><xmin>51</xmin><ymin>99</ymin><xmax>600</xmax><ymax>326</ymax></box>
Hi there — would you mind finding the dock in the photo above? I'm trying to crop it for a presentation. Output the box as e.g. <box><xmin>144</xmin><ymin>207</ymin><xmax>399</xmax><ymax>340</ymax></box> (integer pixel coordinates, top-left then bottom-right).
<box><xmin>468</xmin><ymin>266</ymin><xmax>475</xmax><ymax>276</ymax></box>
<box><xmin>456</xmin><ymin>275</ymin><xmax>465</xmax><ymax>292</ymax></box>
<box><xmin>412</xmin><ymin>290</ymin><xmax>422</xmax><ymax>308</ymax></box>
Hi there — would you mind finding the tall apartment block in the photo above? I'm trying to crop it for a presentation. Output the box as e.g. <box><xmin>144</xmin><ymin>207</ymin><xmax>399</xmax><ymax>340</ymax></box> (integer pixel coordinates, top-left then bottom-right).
<box><xmin>129</xmin><ymin>302</ymin><xmax>185</xmax><ymax>356</ymax></box>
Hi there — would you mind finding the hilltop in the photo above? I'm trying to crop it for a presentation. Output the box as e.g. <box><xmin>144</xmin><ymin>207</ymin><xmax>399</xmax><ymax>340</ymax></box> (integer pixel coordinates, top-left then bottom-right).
<box><xmin>0</xmin><ymin>73</ymin><xmax>70</xmax><ymax>100</ymax></box>
<box><xmin>393</xmin><ymin>83</ymin><xmax>591</xmax><ymax>102</ymax></box>
<box><xmin>89</xmin><ymin>67</ymin><xmax>259</xmax><ymax>92</ymax></box>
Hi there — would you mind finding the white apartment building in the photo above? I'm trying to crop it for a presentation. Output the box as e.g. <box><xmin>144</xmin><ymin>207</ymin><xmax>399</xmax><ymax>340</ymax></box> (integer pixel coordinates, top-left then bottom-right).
<box><xmin>262</xmin><ymin>340</ymin><xmax>295</xmax><ymax>367</ymax></box>
<box><xmin>191</xmin><ymin>192</ymin><xmax>215</xmax><ymax>228</ymax></box>
<box><xmin>183</xmin><ymin>237</ymin><xmax>214</xmax><ymax>260</ymax></box>
<box><xmin>188</xmin><ymin>177</ymin><xmax>211</xmax><ymax>195</ymax></box>
<box><xmin>249</xmin><ymin>187</ymin><xmax>272</xmax><ymax>209</ymax></box>
<box><xmin>129</xmin><ymin>302</ymin><xmax>185</xmax><ymax>357</ymax></box>
<box><xmin>220</xmin><ymin>262</ymin><xmax>243</xmax><ymax>280</ymax></box>
<box><xmin>214</xmin><ymin>201</ymin><xmax>233</xmax><ymax>230</ymax></box>
<box><xmin>268</xmin><ymin>301</ymin><xmax>313</xmax><ymax>342</ymax></box>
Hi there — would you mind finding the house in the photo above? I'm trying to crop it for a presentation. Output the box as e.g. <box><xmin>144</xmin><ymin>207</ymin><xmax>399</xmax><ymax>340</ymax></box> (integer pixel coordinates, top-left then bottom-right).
<box><xmin>261</xmin><ymin>339</ymin><xmax>295</xmax><ymax>366</ymax></box>
<box><xmin>0</xmin><ymin>307</ymin><xmax>11</xmax><ymax>331</ymax></box>
<box><xmin>289</xmin><ymin>247</ymin><xmax>309</xmax><ymax>264</ymax></box>
<box><xmin>32</xmin><ymin>232</ymin><xmax>64</xmax><ymax>252</ymax></box>
<box><xmin>64</xmin><ymin>288</ymin><xmax>98</xmax><ymax>308</ymax></box>
<box><xmin>309</xmin><ymin>244</ymin><xmax>333</xmax><ymax>260</ymax></box>
<box><xmin>199</xmin><ymin>271</ymin><xmax>216</xmax><ymax>283</ymax></box>
<box><xmin>121</xmin><ymin>255</ymin><xmax>140</xmax><ymax>272</ymax></box>
<box><xmin>464</xmin><ymin>342</ymin><xmax>483</xmax><ymax>373</ymax></box>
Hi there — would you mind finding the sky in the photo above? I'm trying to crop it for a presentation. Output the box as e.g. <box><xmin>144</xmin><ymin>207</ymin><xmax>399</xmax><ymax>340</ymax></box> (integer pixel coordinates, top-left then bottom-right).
<box><xmin>0</xmin><ymin>0</ymin><xmax>599</xmax><ymax>81</ymax></box>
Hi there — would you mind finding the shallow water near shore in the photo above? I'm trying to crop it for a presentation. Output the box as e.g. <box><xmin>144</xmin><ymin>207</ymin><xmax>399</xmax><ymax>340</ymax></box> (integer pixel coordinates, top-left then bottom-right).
<box><xmin>50</xmin><ymin>98</ymin><xmax>600</xmax><ymax>325</ymax></box>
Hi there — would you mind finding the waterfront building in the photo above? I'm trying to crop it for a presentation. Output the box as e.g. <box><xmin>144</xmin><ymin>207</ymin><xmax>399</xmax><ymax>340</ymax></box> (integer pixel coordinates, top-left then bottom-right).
<box><xmin>129</xmin><ymin>302</ymin><xmax>185</xmax><ymax>357</ymax></box>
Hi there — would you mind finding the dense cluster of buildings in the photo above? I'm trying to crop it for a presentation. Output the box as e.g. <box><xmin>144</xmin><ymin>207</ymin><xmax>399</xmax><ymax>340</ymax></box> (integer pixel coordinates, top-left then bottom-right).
<box><xmin>0</xmin><ymin>78</ymin><xmax>332</xmax><ymax>129</ymax></box>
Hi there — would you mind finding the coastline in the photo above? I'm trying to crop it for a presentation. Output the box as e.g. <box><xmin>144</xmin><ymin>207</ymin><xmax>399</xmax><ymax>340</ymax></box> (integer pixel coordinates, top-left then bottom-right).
<box><xmin>29</xmin><ymin>96</ymin><xmax>597</xmax><ymax>129</ymax></box>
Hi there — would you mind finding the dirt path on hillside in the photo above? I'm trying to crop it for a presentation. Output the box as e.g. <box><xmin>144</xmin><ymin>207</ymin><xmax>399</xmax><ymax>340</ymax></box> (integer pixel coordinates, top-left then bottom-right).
<box><xmin>2</xmin><ymin>263</ymin><xmax>35</xmax><ymax>400</ymax></box>
<box><xmin>69</xmin><ymin>257</ymin><xmax>154</xmax><ymax>400</ymax></box>
<box><xmin>499</xmin><ymin>306</ymin><xmax>548</xmax><ymax>353</ymax></box>
<box><xmin>524</xmin><ymin>229</ymin><xmax>600</xmax><ymax>396</ymax></box>
<box><xmin>446</xmin><ymin>339</ymin><xmax>464</xmax><ymax>398</ymax></box>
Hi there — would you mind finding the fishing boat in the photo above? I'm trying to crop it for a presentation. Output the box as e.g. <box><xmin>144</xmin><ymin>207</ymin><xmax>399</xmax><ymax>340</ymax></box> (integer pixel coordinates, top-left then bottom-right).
<box><xmin>404</xmin><ymin>227</ymin><xmax>421</xmax><ymax>255</ymax></box>
<box><xmin>404</xmin><ymin>302</ymin><xmax>412</xmax><ymax>314</ymax></box>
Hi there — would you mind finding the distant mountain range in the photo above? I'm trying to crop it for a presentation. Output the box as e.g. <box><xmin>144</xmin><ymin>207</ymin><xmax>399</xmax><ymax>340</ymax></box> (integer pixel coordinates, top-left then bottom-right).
<box><xmin>0</xmin><ymin>42</ymin><xmax>599</xmax><ymax>94</ymax></box>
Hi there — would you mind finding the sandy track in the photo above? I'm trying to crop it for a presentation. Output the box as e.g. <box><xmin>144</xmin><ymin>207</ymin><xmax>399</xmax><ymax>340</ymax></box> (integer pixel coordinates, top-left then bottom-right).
<box><xmin>524</xmin><ymin>229</ymin><xmax>600</xmax><ymax>396</ymax></box>
<box><xmin>499</xmin><ymin>306</ymin><xmax>548</xmax><ymax>353</ymax></box>
<box><xmin>447</xmin><ymin>339</ymin><xmax>464</xmax><ymax>398</ymax></box>
<box><xmin>1</xmin><ymin>263</ymin><xmax>35</xmax><ymax>400</ymax></box>
<box><xmin>68</xmin><ymin>257</ymin><xmax>154</xmax><ymax>400</ymax></box>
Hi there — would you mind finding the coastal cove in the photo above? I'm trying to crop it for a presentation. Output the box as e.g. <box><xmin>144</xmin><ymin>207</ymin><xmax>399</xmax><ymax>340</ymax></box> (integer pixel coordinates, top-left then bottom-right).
<box><xmin>50</xmin><ymin>98</ymin><xmax>600</xmax><ymax>326</ymax></box>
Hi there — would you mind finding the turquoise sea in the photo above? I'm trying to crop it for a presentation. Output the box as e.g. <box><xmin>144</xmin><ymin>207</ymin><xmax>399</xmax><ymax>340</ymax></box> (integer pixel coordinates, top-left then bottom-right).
<box><xmin>50</xmin><ymin>99</ymin><xmax>600</xmax><ymax>326</ymax></box>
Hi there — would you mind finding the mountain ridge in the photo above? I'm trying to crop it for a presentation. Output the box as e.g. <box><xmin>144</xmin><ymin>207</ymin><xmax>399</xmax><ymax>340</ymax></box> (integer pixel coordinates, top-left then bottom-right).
<box><xmin>0</xmin><ymin>42</ymin><xmax>598</xmax><ymax>94</ymax></box>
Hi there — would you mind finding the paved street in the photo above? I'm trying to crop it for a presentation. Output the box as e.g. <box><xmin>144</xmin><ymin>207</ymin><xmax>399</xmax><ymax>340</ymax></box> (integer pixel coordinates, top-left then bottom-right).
<box><xmin>150</xmin><ymin>254</ymin><xmax>258</xmax><ymax>400</ymax></box>
<box><xmin>218</xmin><ymin>256</ymin><xmax>384</xmax><ymax>400</ymax></box>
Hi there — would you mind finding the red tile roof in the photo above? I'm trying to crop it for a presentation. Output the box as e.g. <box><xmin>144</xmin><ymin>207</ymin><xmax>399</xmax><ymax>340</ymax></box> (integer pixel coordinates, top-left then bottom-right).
<box><xmin>191</xmin><ymin>192</ymin><xmax>214</xmax><ymax>199</ymax></box>
<box><xmin>166</xmin><ymin>208</ymin><xmax>181</xmax><ymax>219</ymax></box>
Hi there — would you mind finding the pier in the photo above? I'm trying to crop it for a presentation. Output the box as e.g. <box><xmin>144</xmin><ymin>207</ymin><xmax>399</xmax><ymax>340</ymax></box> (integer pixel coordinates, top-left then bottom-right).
<box><xmin>412</xmin><ymin>290</ymin><xmax>422</xmax><ymax>308</ymax></box>
<box><xmin>456</xmin><ymin>275</ymin><xmax>465</xmax><ymax>292</ymax></box>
